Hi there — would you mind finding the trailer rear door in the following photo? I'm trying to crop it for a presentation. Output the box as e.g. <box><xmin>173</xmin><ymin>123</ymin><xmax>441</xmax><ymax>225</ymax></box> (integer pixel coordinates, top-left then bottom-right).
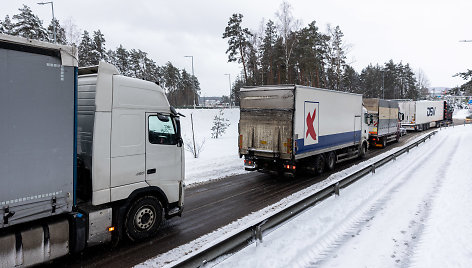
<box><xmin>239</xmin><ymin>87</ymin><xmax>294</xmax><ymax>160</ymax></box>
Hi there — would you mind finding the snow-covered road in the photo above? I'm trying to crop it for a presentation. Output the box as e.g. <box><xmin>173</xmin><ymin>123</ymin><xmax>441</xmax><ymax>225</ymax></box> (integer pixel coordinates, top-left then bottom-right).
<box><xmin>218</xmin><ymin>125</ymin><xmax>472</xmax><ymax>267</ymax></box>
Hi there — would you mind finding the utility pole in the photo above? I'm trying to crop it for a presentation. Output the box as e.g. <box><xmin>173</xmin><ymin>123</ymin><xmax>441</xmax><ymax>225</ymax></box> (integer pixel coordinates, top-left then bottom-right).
<box><xmin>37</xmin><ymin>2</ymin><xmax>56</xmax><ymax>43</ymax></box>
<box><xmin>224</xmin><ymin>73</ymin><xmax>232</xmax><ymax>108</ymax></box>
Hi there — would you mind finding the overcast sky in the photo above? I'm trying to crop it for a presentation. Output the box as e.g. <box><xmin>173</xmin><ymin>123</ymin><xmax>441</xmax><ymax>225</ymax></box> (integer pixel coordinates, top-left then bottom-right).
<box><xmin>3</xmin><ymin>0</ymin><xmax>472</xmax><ymax>96</ymax></box>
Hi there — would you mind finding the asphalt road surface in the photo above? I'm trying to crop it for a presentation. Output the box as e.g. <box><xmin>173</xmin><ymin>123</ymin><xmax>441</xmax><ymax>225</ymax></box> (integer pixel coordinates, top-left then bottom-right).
<box><xmin>44</xmin><ymin>130</ymin><xmax>433</xmax><ymax>268</ymax></box>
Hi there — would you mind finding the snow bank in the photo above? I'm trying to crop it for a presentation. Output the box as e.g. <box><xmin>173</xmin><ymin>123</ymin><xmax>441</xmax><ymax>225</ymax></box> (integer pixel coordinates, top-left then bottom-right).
<box><xmin>177</xmin><ymin>108</ymin><xmax>248</xmax><ymax>186</ymax></box>
<box><xmin>453</xmin><ymin>108</ymin><xmax>471</xmax><ymax>120</ymax></box>
<box><xmin>217</xmin><ymin>125</ymin><xmax>472</xmax><ymax>267</ymax></box>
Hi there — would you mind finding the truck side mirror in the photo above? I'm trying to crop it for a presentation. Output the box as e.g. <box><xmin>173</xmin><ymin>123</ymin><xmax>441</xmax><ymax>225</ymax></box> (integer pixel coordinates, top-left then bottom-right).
<box><xmin>365</xmin><ymin>114</ymin><xmax>373</xmax><ymax>125</ymax></box>
<box><xmin>369</xmin><ymin>115</ymin><xmax>374</xmax><ymax>125</ymax></box>
<box><xmin>399</xmin><ymin>113</ymin><xmax>404</xmax><ymax>121</ymax></box>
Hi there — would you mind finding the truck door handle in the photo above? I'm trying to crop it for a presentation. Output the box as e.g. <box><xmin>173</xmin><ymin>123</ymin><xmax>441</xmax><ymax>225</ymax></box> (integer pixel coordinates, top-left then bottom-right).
<box><xmin>147</xmin><ymin>168</ymin><xmax>156</xmax><ymax>174</ymax></box>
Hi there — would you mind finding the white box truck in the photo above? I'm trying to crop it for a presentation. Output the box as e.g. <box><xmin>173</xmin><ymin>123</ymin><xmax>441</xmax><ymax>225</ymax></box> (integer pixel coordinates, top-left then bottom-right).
<box><xmin>0</xmin><ymin>34</ymin><xmax>184</xmax><ymax>267</ymax></box>
<box><xmin>363</xmin><ymin>98</ymin><xmax>402</xmax><ymax>148</ymax></box>
<box><xmin>239</xmin><ymin>85</ymin><xmax>369</xmax><ymax>176</ymax></box>
<box><xmin>397</xmin><ymin>100</ymin><xmax>444</xmax><ymax>131</ymax></box>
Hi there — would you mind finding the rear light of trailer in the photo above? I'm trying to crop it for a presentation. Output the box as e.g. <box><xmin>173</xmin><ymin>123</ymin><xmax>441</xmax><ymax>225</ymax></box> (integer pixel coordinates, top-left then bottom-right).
<box><xmin>244</xmin><ymin>159</ymin><xmax>254</xmax><ymax>166</ymax></box>
<box><xmin>284</xmin><ymin>164</ymin><xmax>296</xmax><ymax>170</ymax></box>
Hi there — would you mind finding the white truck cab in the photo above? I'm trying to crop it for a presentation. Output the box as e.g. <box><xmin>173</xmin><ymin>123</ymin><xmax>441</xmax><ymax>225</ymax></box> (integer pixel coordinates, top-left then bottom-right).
<box><xmin>77</xmin><ymin>62</ymin><xmax>184</xmax><ymax>241</ymax></box>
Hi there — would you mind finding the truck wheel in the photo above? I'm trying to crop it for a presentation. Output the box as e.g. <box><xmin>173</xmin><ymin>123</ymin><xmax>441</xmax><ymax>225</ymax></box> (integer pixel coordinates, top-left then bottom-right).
<box><xmin>359</xmin><ymin>143</ymin><xmax>367</xmax><ymax>159</ymax></box>
<box><xmin>325</xmin><ymin>152</ymin><xmax>336</xmax><ymax>171</ymax></box>
<box><xmin>314</xmin><ymin>155</ymin><xmax>325</xmax><ymax>174</ymax></box>
<box><xmin>125</xmin><ymin>196</ymin><xmax>162</xmax><ymax>242</ymax></box>
<box><xmin>382</xmin><ymin>138</ymin><xmax>387</xmax><ymax>148</ymax></box>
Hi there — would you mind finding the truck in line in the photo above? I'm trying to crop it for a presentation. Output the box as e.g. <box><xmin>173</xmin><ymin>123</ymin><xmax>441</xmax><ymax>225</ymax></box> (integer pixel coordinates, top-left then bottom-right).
<box><xmin>0</xmin><ymin>34</ymin><xmax>184</xmax><ymax>267</ymax></box>
<box><xmin>238</xmin><ymin>85</ymin><xmax>369</xmax><ymax>176</ymax></box>
<box><xmin>363</xmin><ymin>98</ymin><xmax>402</xmax><ymax>148</ymax></box>
<box><xmin>397</xmin><ymin>100</ymin><xmax>451</xmax><ymax>131</ymax></box>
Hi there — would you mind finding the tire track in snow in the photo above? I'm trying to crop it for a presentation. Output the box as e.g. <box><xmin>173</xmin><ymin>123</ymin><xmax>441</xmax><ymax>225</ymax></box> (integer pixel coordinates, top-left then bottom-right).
<box><xmin>291</xmin><ymin>134</ymin><xmax>450</xmax><ymax>268</ymax></box>
<box><xmin>402</xmin><ymin>134</ymin><xmax>462</xmax><ymax>268</ymax></box>
<box><xmin>395</xmin><ymin>135</ymin><xmax>460</xmax><ymax>267</ymax></box>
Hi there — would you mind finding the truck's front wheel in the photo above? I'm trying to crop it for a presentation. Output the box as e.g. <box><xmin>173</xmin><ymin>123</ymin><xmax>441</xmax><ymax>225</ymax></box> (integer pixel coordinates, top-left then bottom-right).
<box><xmin>125</xmin><ymin>196</ymin><xmax>163</xmax><ymax>242</ymax></box>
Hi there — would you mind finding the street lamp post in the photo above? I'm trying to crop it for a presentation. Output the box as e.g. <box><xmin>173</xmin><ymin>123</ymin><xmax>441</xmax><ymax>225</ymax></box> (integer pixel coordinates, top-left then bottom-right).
<box><xmin>224</xmin><ymin>73</ymin><xmax>231</xmax><ymax>108</ymax></box>
<box><xmin>380</xmin><ymin>69</ymin><xmax>385</xmax><ymax>99</ymax></box>
<box><xmin>37</xmin><ymin>1</ymin><xmax>56</xmax><ymax>43</ymax></box>
<box><xmin>184</xmin><ymin>55</ymin><xmax>195</xmax><ymax>108</ymax></box>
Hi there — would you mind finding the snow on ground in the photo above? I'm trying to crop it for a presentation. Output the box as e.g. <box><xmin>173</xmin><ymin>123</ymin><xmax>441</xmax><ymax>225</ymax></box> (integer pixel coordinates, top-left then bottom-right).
<box><xmin>216</xmin><ymin>125</ymin><xmax>472</xmax><ymax>268</ymax></box>
<box><xmin>177</xmin><ymin>108</ymin><xmax>248</xmax><ymax>186</ymax></box>
<box><xmin>453</xmin><ymin>108</ymin><xmax>471</xmax><ymax>120</ymax></box>
<box><xmin>137</xmin><ymin>122</ymin><xmax>443</xmax><ymax>268</ymax></box>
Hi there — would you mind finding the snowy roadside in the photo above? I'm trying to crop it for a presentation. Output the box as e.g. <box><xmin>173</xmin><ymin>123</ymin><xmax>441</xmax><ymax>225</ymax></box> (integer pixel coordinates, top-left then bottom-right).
<box><xmin>177</xmin><ymin>108</ymin><xmax>248</xmax><ymax>187</ymax></box>
<box><xmin>453</xmin><ymin>108</ymin><xmax>471</xmax><ymax>120</ymax></box>
<box><xmin>136</xmin><ymin>124</ymin><xmax>442</xmax><ymax>268</ymax></box>
<box><xmin>216</xmin><ymin>125</ymin><xmax>472</xmax><ymax>267</ymax></box>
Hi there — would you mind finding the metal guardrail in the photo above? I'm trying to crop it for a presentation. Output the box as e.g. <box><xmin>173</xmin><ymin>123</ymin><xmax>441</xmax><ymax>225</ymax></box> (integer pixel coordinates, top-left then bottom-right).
<box><xmin>172</xmin><ymin>131</ymin><xmax>438</xmax><ymax>268</ymax></box>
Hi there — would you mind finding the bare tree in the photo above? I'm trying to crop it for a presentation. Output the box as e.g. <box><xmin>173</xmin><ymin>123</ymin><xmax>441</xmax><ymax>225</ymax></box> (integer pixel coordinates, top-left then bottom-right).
<box><xmin>184</xmin><ymin>137</ymin><xmax>206</xmax><ymax>158</ymax></box>
<box><xmin>275</xmin><ymin>1</ymin><xmax>300</xmax><ymax>83</ymax></box>
<box><xmin>63</xmin><ymin>17</ymin><xmax>81</xmax><ymax>46</ymax></box>
<box><xmin>416</xmin><ymin>68</ymin><xmax>430</xmax><ymax>98</ymax></box>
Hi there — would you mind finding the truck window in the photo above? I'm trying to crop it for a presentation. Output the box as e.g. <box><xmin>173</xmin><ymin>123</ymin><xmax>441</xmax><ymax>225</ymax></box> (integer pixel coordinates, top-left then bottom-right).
<box><xmin>148</xmin><ymin>114</ymin><xmax>177</xmax><ymax>145</ymax></box>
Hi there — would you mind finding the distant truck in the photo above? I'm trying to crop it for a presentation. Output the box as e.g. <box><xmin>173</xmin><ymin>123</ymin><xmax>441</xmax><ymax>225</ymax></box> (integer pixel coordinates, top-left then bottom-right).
<box><xmin>397</xmin><ymin>100</ymin><xmax>445</xmax><ymax>131</ymax></box>
<box><xmin>363</xmin><ymin>98</ymin><xmax>402</xmax><ymax>148</ymax></box>
<box><xmin>238</xmin><ymin>85</ymin><xmax>369</xmax><ymax>176</ymax></box>
<box><xmin>0</xmin><ymin>34</ymin><xmax>184</xmax><ymax>267</ymax></box>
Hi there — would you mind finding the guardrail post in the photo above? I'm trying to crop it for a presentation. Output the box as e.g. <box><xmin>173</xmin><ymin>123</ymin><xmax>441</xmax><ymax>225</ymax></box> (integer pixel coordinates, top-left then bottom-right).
<box><xmin>371</xmin><ymin>164</ymin><xmax>376</xmax><ymax>174</ymax></box>
<box><xmin>254</xmin><ymin>220</ymin><xmax>267</xmax><ymax>245</ymax></box>
<box><xmin>199</xmin><ymin>260</ymin><xmax>207</xmax><ymax>268</ymax></box>
<box><xmin>393</xmin><ymin>153</ymin><xmax>397</xmax><ymax>161</ymax></box>
<box><xmin>334</xmin><ymin>182</ymin><xmax>340</xmax><ymax>196</ymax></box>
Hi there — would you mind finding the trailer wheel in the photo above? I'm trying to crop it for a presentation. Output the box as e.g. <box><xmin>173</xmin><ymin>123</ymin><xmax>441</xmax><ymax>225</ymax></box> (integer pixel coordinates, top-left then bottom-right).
<box><xmin>314</xmin><ymin>155</ymin><xmax>325</xmax><ymax>174</ymax></box>
<box><xmin>125</xmin><ymin>196</ymin><xmax>162</xmax><ymax>242</ymax></box>
<box><xmin>359</xmin><ymin>142</ymin><xmax>367</xmax><ymax>159</ymax></box>
<box><xmin>325</xmin><ymin>152</ymin><xmax>336</xmax><ymax>171</ymax></box>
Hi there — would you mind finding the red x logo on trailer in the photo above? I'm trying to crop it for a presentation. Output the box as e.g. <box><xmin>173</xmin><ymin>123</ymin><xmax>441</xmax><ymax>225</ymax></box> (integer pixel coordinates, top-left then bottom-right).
<box><xmin>306</xmin><ymin>108</ymin><xmax>317</xmax><ymax>140</ymax></box>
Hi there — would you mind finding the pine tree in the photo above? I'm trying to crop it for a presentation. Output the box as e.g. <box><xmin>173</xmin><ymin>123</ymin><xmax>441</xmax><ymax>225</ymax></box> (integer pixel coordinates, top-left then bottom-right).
<box><xmin>12</xmin><ymin>5</ymin><xmax>48</xmax><ymax>41</ymax></box>
<box><xmin>294</xmin><ymin>20</ymin><xmax>328</xmax><ymax>87</ymax></box>
<box><xmin>260</xmin><ymin>20</ymin><xmax>278</xmax><ymax>85</ymax></box>
<box><xmin>211</xmin><ymin>110</ymin><xmax>230</xmax><ymax>139</ymax></box>
<box><xmin>161</xmin><ymin>61</ymin><xmax>182</xmax><ymax>105</ymax></box>
<box><xmin>78</xmin><ymin>30</ymin><xmax>94</xmax><ymax>66</ymax></box>
<box><xmin>341</xmin><ymin>65</ymin><xmax>361</xmax><ymax>93</ymax></box>
<box><xmin>0</xmin><ymin>17</ymin><xmax>4</xmax><ymax>33</ymax></box>
<box><xmin>326</xmin><ymin>25</ymin><xmax>347</xmax><ymax>90</ymax></box>
<box><xmin>114</xmin><ymin>45</ymin><xmax>130</xmax><ymax>75</ymax></box>
<box><xmin>90</xmin><ymin>30</ymin><xmax>107</xmax><ymax>64</ymax></box>
<box><xmin>47</xmin><ymin>18</ymin><xmax>67</xmax><ymax>44</ymax></box>
<box><xmin>223</xmin><ymin>13</ymin><xmax>252</xmax><ymax>83</ymax></box>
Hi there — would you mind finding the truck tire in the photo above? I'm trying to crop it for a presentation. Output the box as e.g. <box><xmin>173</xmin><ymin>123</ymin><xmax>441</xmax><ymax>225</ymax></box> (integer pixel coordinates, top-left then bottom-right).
<box><xmin>125</xmin><ymin>196</ymin><xmax>163</xmax><ymax>242</ymax></box>
<box><xmin>314</xmin><ymin>155</ymin><xmax>325</xmax><ymax>174</ymax></box>
<box><xmin>325</xmin><ymin>152</ymin><xmax>336</xmax><ymax>171</ymax></box>
<box><xmin>359</xmin><ymin>142</ymin><xmax>367</xmax><ymax>159</ymax></box>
